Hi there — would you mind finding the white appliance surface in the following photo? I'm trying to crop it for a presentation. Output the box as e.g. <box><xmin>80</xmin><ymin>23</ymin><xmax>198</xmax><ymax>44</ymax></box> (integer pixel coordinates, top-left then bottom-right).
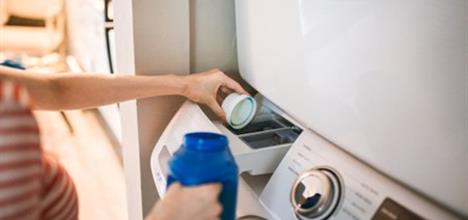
<box><xmin>235</xmin><ymin>0</ymin><xmax>467</xmax><ymax>216</ymax></box>
<box><xmin>150</xmin><ymin>101</ymin><xmax>460</xmax><ymax>219</ymax></box>
<box><xmin>150</xmin><ymin>101</ymin><xmax>220</xmax><ymax>196</ymax></box>
<box><xmin>261</xmin><ymin>130</ymin><xmax>459</xmax><ymax>220</ymax></box>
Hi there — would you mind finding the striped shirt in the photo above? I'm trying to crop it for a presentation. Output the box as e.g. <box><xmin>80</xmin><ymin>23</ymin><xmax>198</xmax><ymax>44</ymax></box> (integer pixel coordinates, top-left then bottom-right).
<box><xmin>0</xmin><ymin>80</ymin><xmax>78</xmax><ymax>220</ymax></box>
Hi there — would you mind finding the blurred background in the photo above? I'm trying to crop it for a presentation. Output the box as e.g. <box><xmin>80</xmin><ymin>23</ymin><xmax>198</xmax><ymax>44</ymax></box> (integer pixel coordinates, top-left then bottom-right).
<box><xmin>0</xmin><ymin>0</ymin><xmax>126</xmax><ymax>219</ymax></box>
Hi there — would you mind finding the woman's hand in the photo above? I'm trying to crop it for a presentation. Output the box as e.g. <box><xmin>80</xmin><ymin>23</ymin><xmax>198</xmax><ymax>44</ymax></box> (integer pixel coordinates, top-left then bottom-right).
<box><xmin>145</xmin><ymin>183</ymin><xmax>223</xmax><ymax>220</ymax></box>
<box><xmin>181</xmin><ymin>69</ymin><xmax>248</xmax><ymax>119</ymax></box>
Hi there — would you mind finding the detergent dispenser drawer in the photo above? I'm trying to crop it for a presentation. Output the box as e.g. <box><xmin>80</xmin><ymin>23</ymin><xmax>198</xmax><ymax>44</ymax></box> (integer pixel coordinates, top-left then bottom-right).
<box><xmin>240</xmin><ymin>128</ymin><xmax>301</xmax><ymax>149</ymax></box>
<box><xmin>231</xmin><ymin>112</ymin><xmax>302</xmax><ymax>150</ymax></box>
<box><xmin>211</xmin><ymin>98</ymin><xmax>303</xmax><ymax>175</ymax></box>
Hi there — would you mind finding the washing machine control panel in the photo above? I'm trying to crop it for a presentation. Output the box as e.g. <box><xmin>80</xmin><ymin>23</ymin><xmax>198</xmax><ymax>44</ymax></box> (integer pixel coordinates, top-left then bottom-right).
<box><xmin>259</xmin><ymin>131</ymin><xmax>459</xmax><ymax>220</ymax></box>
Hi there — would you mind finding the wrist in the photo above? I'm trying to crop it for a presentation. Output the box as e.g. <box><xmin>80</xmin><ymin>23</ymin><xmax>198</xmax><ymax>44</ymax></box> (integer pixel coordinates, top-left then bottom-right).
<box><xmin>174</xmin><ymin>74</ymin><xmax>190</xmax><ymax>97</ymax></box>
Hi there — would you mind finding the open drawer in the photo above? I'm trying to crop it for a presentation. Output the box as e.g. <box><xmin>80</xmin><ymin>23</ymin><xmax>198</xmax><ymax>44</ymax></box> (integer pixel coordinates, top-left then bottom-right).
<box><xmin>150</xmin><ymin>95</ymin><xmax>302</xmax><ymax>196</ymax></box>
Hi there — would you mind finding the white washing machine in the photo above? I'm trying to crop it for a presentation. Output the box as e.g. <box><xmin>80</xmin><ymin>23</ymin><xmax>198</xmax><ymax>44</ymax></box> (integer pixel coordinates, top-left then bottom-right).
<box><xmin>151</xmin><ymin>0</ymin><xmax>467</xmax><ymax>219</ymax></box>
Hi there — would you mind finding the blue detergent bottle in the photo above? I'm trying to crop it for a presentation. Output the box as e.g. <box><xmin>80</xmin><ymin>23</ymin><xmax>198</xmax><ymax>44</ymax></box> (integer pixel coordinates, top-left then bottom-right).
<box><xmin>167</xmin><ymin>132</ymin><xmax>239</xmax><ymax>220</ymax></box>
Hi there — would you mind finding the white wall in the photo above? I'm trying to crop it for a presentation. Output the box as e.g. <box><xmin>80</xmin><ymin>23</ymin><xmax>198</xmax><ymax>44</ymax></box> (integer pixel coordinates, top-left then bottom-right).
<box><xmin>133</xmin><ymin>0</ymin><xmax>190</xmax><ymax>215</ymax></box>
<box><xmin>114</xmin><ymin>0</ymin><xmax>239</xmax><ymax>218</ymax></box>
<box><xmin>190</xmin><ymin>0</ymin><xmax>238</xmax><ymax>73</ymax></box>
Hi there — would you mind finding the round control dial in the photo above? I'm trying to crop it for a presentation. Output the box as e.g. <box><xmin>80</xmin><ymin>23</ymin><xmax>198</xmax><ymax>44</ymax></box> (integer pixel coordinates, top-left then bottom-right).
<box><xmin>290</xmin><ymin>167</ymin><xmax>343</xmax><ymax>220</ymax></box>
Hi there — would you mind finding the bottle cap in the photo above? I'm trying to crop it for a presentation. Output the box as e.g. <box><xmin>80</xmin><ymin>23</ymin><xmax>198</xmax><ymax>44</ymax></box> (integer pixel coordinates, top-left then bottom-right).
<box><xmin>184</xmin><ymin>132</ymin><xmax>228</xmax><ymax>151</ymax></box>
<box><xmin>222</xmin><ymin>93</ymin><xmax>257</xmax><ymax>129</ymax></box>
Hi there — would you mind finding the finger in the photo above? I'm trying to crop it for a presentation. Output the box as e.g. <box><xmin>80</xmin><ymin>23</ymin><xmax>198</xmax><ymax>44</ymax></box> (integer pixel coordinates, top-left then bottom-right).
<box><xmin>165</xmin><ymin>182</ymin><xmax>182</xmax><ymax>194</ymax></box>
<box><xmin>203</xmin><ymin>202</ymin><xmax>223</xmax><ymax>220</ymax></box>
<box><xmin>204</xmin><ymin>202</ymin><xmax>223</xmax><ymax>215</ymax></box>
<box><xmin>167</xmin><ymin>182</ymin><xmax>182</xmax><ymax>191</ymax></box>
<box><xmin>223</xmin><ymin>76</ymin><xmax>249</xmax><ymax>95</ymax></box>
<box><xmin>201</xmin><ymin>216</ymin><xmax>220</xmax><ymax>220</ymax></box>
<box><xmin>203</xmin><ymin>183</ymin><xmax>223</xmax><ymax>194</ymax></box>
<box><xmin>216</xmin><ymin>86</ymin><xmax>233</xmax><ymax>103</ymax></box>
<box><xmin>207</xmin><ymin>99</ymin><xmax>226</xmax><ymax>120</ymax></box>
<box><xmin>220</xmin><ymin>86</ymin><xmax>234</xmax><ymax>96</ymax></box>
<box><xmin>193</xmin><ymin>183</ymin><xmax>222</xmax><ymax>198</ymax></box>
<box><xmin>188</xmin><ymin>184</ymin><xmax>222</xmax><ymax>207</ymax></box>
<box><xmin>216</xmin><ymin>95</ymin><xmax>224</xmax><ymax>105</ymax></box>
<box><xmin>212</xmin><ymin>202</ymin><xmax>223</xmax><ymax>217</ymax></box>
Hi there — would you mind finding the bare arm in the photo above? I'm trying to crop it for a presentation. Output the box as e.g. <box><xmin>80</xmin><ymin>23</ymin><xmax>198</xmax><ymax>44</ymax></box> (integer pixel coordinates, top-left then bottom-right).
<box><xmin>0</xmin><ymin>66</ymin><xmax>247</xmax><ymax>117</ymax></box>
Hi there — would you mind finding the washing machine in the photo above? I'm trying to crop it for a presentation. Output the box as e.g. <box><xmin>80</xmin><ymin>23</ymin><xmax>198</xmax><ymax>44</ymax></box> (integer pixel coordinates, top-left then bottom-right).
<box><xmin>151</xmin><ymin>0</ymin><xmax>467</xmax><ymax>219</ymax></box>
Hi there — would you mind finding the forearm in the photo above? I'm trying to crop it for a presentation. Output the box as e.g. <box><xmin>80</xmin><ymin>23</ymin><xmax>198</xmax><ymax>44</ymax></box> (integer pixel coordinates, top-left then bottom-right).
<box><xmin>0</xmin><ymin>66</ymin><xmax>188</xmax><ymax>110</ymax></box>
<box><xmin>48</xmin><ymin>73</ymin><xmax>187</xmax><ymax>110</ymax></box>
<box><xmin>1</xmin><ymin>66</ymin><xmax>246</xmax><ymax>116</ymax></box>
